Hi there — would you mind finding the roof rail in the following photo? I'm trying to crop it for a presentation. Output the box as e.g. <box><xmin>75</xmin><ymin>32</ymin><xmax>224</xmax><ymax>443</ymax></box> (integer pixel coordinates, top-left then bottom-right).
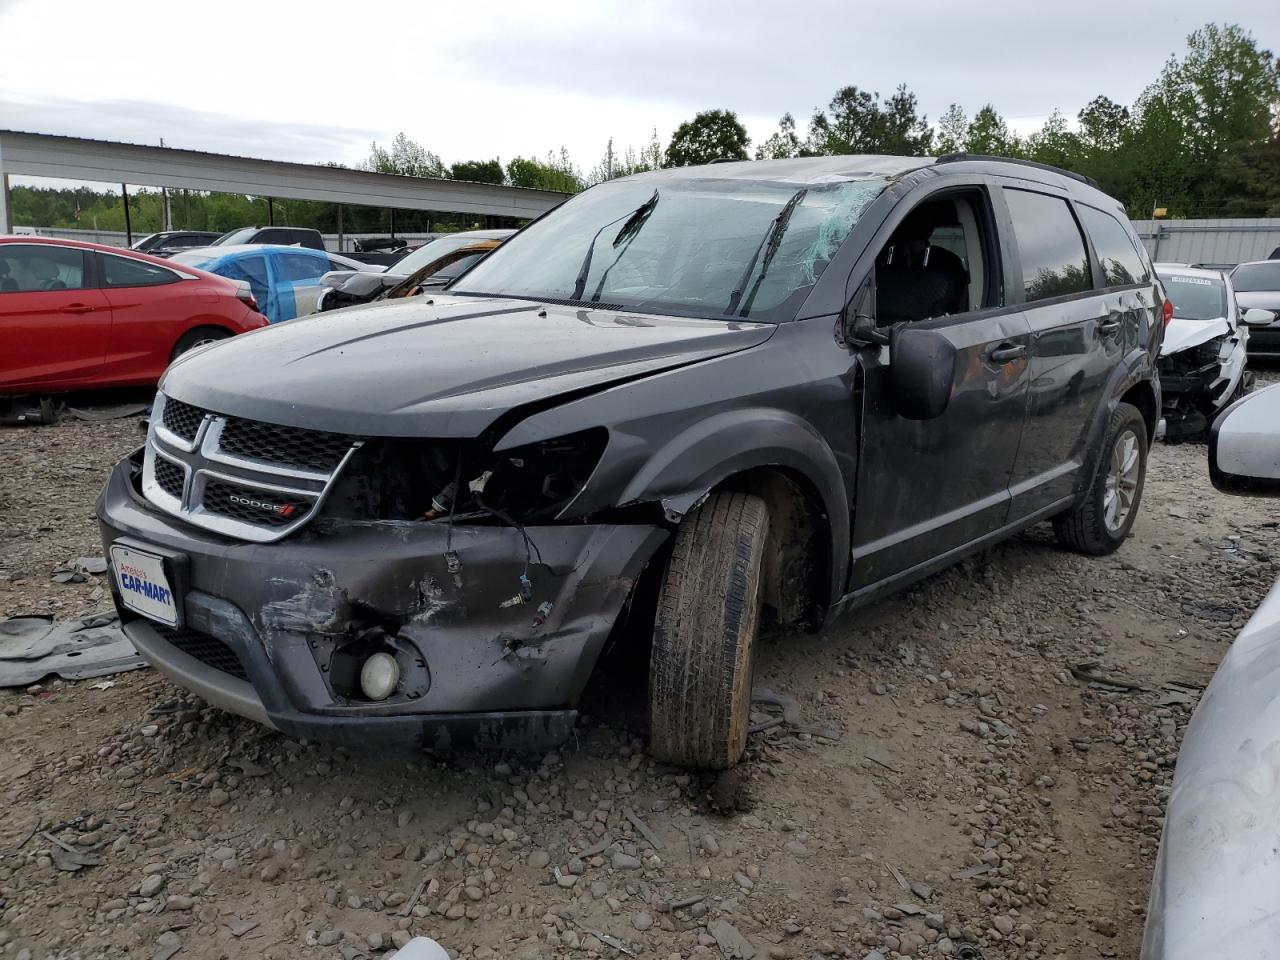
<box><xmin>935</xmin><ymin>153</ymin><xmax>1100</xmax><ymax>189</ymax></box>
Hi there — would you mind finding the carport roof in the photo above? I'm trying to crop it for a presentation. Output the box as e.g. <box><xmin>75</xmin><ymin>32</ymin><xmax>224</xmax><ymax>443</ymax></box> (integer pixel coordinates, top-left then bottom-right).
<box><xmin>0</xmin><ymin>129</ymin><xmax>567</xmax><ymax>229</ymax></box>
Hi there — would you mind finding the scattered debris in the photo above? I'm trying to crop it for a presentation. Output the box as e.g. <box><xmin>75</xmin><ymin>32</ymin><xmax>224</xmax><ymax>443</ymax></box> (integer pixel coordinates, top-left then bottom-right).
<box><xmin>44</xmin><ymin>833</ymin><xmax>100</xmax><ymax>872</ymax></box>
<box><xmin>1069</xmin><ymin>661</ymin><xmax>1146</xmax><ymax>692</ymax></box>
<box><xmin>623</xmin><ymin>807</ymin><xmax>662</xmax><ymax>850</ymax></box>
<box><xmin>750</xmin><ymin>686</ymin><xmax>841</xmax><ymax>739</ymax></box>
<box><xmin>0</xmin><ymin>612</ymin><xmax>146</xmax><ymax>686</ymax></box>
<box><xmin>707</xmin><ymin>918</ymin><xmax>755</xmax><ymax>959</ymax></box>
<box><xmin>65</xmin><ymin>401</ymin><xmax>150</xmax><ymax>422</ymax></box>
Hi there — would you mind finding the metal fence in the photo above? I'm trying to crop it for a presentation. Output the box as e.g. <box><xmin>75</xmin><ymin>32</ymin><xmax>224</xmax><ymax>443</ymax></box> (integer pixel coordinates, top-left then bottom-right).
<box><xmin>1132</xmin><ymin>218</ymin><xmax>1280</xmax><ymax>269</ymax></box>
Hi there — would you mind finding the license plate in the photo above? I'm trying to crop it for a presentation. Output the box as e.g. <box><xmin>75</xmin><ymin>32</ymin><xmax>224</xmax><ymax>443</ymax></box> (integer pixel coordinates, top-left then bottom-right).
<box><xmin>110</xmin><ymin>544</ymin><xmax>178</xmax><ymax>626</ymax></box>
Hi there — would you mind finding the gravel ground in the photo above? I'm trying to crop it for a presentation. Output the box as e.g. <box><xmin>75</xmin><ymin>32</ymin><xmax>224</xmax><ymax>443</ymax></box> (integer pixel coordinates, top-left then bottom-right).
<box><xmin>1</xmin><ymin>413</ymin><xmax>1276</xmax><ymax>960</ymax></box>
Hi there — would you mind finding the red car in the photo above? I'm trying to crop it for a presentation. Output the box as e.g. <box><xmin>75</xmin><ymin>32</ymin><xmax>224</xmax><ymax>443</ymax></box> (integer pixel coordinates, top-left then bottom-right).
<box><xmin>1</xmin><ymin>236</ymin><xmax>268</xmax><ymax>395</ymax></box>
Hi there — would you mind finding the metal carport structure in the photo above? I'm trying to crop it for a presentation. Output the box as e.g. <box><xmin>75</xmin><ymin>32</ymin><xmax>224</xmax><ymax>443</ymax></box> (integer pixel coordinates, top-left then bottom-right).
<box><xmin>0</xmin><ymin>130</ymin><xmax>568</xmax><ymax>241</ymax></box>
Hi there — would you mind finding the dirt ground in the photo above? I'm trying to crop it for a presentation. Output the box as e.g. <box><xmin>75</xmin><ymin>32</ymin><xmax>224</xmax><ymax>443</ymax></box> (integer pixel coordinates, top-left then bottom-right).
<box><xmin>1</xmin><ymin>412</ymin><xmax>1275</xmax><ymax>960</ymax></box>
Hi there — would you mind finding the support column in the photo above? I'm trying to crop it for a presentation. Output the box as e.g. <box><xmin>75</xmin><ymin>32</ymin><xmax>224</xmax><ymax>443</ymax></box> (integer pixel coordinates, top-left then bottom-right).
<box><xmin>0</xmin><ymin>134</ymin><xmax>10</xmax><ymax>233</ymax></box>
<box><xmin>336</xmin><ymin>204</ymin><xmax>344</xmax><ymax>252</ymax></box>
<box><xmin>267</xmin><ymin>197</ymin><xmax>275</xmax><ymax>225</ymax></box>
<box><xmin>0</xmin><ymin>172</ymin><xmax>11</xmax><ymax>235</ymax></box>
<box><xmin>121</xmin><ymin>183</ymin><xmax>133</xmax><ymax>246</ymax></box>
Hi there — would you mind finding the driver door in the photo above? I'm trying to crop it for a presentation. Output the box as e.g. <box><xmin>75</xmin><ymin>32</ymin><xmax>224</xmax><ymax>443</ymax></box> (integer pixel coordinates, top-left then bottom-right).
<box><xmin>0</xmin><ymin>243</ymin><xmax>111</xmax><ymax>391</ymax></box>
<box><xmin>848</xmin><ymin>187</ymin><xmax>1032</xmax><ymax>589</ymax></box>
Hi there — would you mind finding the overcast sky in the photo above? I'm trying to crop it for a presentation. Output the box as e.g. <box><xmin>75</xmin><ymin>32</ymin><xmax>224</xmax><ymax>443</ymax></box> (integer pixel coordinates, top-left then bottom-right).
<box><xmin>1</xmin><ymin>0</ymin><xmax>1277</xmax><ymax>190</ymax></box>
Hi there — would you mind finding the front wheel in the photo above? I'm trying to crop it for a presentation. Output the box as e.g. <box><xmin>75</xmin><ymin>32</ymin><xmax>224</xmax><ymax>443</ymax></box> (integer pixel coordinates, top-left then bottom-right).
<box><xmin>171</xmin><ymin>326</ymin><xmax>230</xmax><ymax>361</ymax></box>
<box><xmin>648</xmin><ymin>492</ymin><xmax>770</xmax><ymax>769</ymax></box>
<box><xmin>1054</xmin><ymin>401</ymin><xmax>1147</xmax><ymax>555</ymax></box>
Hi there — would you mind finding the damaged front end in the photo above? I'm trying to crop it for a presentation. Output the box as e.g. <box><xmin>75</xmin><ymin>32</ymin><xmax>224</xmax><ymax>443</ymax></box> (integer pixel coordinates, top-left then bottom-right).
<box><xmin>97</xmin><ymin>395</ymin><xmax>669</xmax><ymax>750</ymax></box>
<box><xmin>1157</xmin><ymin>333</ymin><xmax>1246</xmax><ymax>440</ymax></box>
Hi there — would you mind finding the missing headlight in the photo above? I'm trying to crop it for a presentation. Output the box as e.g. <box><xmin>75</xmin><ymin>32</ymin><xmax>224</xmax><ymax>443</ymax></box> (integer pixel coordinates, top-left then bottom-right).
<box><xmin>321</xmin><ymin>429</ymin><xmax>608</xmax><ymax>525</ymax></box>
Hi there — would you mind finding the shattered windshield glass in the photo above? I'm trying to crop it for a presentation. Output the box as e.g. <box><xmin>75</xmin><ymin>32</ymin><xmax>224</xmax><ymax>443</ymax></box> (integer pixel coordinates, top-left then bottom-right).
<box><xmin>450</xmin><ymin>176</ymin><xmax>886</xmax><ymax>322</ymax></box>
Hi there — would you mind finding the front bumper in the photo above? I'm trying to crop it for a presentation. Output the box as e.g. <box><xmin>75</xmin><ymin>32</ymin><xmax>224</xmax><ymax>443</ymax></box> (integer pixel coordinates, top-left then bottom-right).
<box><xmin>1245</xmin><ymin>325</ymin><xmax>1280</xmax><ymax>358</ymax></box>
<box><xmin>97</xmin><ymin>452</ymin><xmax>668</xmax><ymax>749</ymax></box>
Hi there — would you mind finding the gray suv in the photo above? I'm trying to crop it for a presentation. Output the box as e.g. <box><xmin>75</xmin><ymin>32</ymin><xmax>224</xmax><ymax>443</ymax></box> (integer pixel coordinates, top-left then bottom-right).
<box><xmin>97</xmin><ymin>154</ymin><xmax>1164</xmax><ymax>768</ymax></box>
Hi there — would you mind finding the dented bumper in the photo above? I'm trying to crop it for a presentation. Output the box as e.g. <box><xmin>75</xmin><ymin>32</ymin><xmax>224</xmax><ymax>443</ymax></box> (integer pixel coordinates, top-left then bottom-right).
<box><xmin>96</xmin><ymin>454</ymin><xmax>668</xmax><ymax>749</ymax></box>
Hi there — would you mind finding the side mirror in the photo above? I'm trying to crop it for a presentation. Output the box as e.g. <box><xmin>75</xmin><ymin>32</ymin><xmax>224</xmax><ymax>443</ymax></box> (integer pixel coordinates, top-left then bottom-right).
<box><xmin>890</xmin><ymin>326</ymin><xmax>957</xmax><ymax>420</ymax></box>
<box><xmin>840</xmin><ymin>283</ymin><xmax>889</xmax><ymax>347</ymax></box>
<box><xmin>1242</xmin><ymin>307</ymin><xmax>1275</xmax><ymax>327</ymax></box>
<box><xmin>1210</xmin><ymin>384</ymin><xmax>1280</xmax><ymax>494</ymax></box>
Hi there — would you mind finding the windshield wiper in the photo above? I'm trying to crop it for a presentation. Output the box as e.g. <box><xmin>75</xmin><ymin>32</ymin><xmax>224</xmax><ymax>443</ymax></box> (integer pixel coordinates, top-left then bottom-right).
<box><xmin>725</xmin><ymin>188</ymin><xmax>807</xmax><ymax>317</ymax></box>
<box><xmin>571</xmin><ymin>190</ymin><xmax>659</xmax><ymax>301</ymax></box>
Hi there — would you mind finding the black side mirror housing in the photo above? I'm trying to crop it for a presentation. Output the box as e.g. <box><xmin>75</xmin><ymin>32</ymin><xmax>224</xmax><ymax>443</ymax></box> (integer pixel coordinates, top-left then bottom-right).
<box><xmin>890</xmin><ymin>326</ymin><xmax>957</xmax><ymax>420</ymax></box>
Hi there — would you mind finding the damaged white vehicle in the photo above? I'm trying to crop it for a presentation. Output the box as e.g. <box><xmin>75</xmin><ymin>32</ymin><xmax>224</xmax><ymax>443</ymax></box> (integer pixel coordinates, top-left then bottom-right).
<box><xmin>1143</xmin><ymin>382</ymin><xmax>1280</xmax><ymax>957</ymax></box>
<box><xmin>1155</xmin><ymin>265</ymin><xmax>1271</xmax><ymax>439</ymax></box>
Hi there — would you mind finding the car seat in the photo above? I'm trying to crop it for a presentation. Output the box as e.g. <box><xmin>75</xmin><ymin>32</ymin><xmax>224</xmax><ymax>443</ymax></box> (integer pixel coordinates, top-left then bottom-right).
<box><xmin>876</xmin><ymin>243</ymin><xmax>969</xmax><ymax>324</ymax></box>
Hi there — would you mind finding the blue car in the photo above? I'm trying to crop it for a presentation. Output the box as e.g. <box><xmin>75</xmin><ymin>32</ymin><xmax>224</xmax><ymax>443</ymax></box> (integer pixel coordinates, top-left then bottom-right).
<box><xmin>169</xmin><ymin>245</ymin><xmax>377</xmax><ymax>324</ymax></box>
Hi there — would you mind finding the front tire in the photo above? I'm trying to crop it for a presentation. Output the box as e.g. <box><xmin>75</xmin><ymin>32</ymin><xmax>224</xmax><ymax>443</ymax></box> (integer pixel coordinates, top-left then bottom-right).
<box><xmin>1054</xmin><ymin>401</ymin><xmax>1147</xmax><ymax>555</ymax></box>
<box><xmin>648</xmin><ymin>492</ymin><xmax>770</xmax><ymax>769</ymax></box>
<box><xmin>171</xmin><ymin>326</ymin><xmax>230</xmax><ymax>361</ymax></box>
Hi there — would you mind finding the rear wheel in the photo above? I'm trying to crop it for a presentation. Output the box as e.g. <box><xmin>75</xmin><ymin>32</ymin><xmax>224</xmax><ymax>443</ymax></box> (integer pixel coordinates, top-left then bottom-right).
<box><xmin>171</xmin><ymin>327</ymin><xmax>230</xmax><ymax>361</ymax></box>
<box><xmin>1054</xmin><ymin>402</ymin><xmax>1147</xmax><ymax>555</ymax></box>
<box><xmin>648</xmin><ymin>492</ymin><xmax>770</xmax><ymax>769</ymax></box>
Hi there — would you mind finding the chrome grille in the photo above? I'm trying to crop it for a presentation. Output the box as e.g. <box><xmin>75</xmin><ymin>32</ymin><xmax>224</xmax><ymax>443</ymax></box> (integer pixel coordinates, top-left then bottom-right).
<box><xmin>161</xmin><ymin>398</ymin><xmax>206</xmax><ymax>442</ymax></box>
<box><xmin>220</xmin><ymin>417</ymin><xmax>354</xmax><ymax>472</ymax></box>
<box><xmin>141</xmin><ymin>392</ymin><xmax>360</xmax><ymax>543</ymax></box>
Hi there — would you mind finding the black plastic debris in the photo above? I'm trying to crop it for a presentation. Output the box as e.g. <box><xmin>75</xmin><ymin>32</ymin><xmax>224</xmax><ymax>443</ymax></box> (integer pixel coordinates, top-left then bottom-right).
<box><xmin>0</xmin><ymin>612</ymin><xmax>148</xmax><ymax>687</ymax></box>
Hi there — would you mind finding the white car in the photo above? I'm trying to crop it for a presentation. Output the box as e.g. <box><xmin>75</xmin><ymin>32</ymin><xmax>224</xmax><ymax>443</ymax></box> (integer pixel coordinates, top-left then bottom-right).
<box><xmin>1143</xmin><ymin>382</ymin><xmax>1280</xmax><ymax>957</ymax></box>
<box><xmin>1155</xmin><ymin>265</ymin><xmax>1272</xmax><ymax>440</ymax></box>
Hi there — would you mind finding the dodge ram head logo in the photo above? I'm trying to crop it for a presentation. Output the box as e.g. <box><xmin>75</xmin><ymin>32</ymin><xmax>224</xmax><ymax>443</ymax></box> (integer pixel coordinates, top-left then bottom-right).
<box><xmin>229</xmin><ymin>494</ymin><xmax>298</xmax><ymax>518</ymax></box>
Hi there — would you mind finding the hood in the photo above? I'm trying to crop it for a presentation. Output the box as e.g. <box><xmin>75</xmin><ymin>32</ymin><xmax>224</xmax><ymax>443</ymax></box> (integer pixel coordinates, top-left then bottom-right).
<box><xmin>162</xmin><ymin>295</ymin><xmax>775</xmax><ymax>438</ymax></box>
<box><xmin>1160</xmin><ymin>316</ymin><xmax>1231</xmax><ymax>355</ymax></box>
<box><xmin>1143</xmin><ymin>577</ymin><xmax>1280</xmax><ymax>959</ymax></box>
<box><xmin>1235</xmin><ymin>291</ymin><xmax>1280</xmax><ymax>314</ymax></box>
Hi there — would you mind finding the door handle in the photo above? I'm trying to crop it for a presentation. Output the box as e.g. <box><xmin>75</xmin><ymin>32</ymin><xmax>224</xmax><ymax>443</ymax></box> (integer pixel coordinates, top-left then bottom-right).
<box><xmin>60</xmin><ymin>303</ymin><xmax>96</xmax><ymax>314</ymax></box>
<box><xmin>986</xmin><ymin>342</ymin><xmax>1026</xmax><ymax>364</ymax></box>
<box><xmin>1098</xmin><ymin>316</ymin><xmax>1122</xmax><ymax>335</ymax></box>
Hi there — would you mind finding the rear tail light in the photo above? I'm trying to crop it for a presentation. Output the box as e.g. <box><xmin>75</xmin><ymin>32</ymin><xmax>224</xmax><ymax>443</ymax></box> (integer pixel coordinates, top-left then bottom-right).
<box><xmin>234</xmin><ymin>280</ymin><xmax>258</xmax><ymax>312</ymax></box>
<box><xmin>1162</xmin><ymin>299</ymin><xmax>1173</xmax><ymax>327</ymax></box>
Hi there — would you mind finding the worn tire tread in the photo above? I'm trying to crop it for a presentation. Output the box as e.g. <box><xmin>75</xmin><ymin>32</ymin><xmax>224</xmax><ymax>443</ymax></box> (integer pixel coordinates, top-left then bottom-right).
<box><xmin>649</xmin><ymin>492</ymin><xmax>769</xmax><ymax>769</ymax></box>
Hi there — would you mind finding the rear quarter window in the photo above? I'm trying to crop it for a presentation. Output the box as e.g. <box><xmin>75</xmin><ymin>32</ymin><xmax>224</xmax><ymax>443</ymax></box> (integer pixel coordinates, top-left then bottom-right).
<box><xmin>1079</xmin><ymin>205</ymin><xmax>1149</xmax><ymax>286</ymax></box>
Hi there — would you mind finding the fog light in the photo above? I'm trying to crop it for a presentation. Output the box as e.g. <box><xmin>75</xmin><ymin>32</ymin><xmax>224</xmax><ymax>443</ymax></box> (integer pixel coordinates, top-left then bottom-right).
<box><xmin>360</xmin><ymin>652</ymin><xmax>400</xmax><ymax>701</ymax></box>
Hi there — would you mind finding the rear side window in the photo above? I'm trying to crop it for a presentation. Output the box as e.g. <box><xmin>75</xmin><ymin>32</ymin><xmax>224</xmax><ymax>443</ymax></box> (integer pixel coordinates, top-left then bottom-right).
<box><xmin>218</xmin><ymin>255</ymin><xmax>270</xmax><ymax>305</ymax></box>
<box><xmin>1079</xmin><ymin>206</ymin><xmax>1149</xmax><ymax>286</ymax></box>
<box><xmin>1003</xmin><ymin>188</ymin><xmax>1091</xmax><ymax>303</ymax></box>
<box><xmin>0</xmin><ymin>244</ymin><xmax>87</xmax><ymax>292</ymax></box>
<box><xmin>101</xmin><ymin>253</ymin><xmax>180</xmax><ymax>288</ymax></box>
<box><xmin>275</xmin><ymin>253</ymin><xmax>327</xmax><ymax>282</ymax></box>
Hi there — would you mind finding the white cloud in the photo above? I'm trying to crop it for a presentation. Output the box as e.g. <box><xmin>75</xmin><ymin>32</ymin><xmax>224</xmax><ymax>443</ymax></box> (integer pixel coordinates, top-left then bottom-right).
<box><xmin>1</xmin><ymin>0</ymin><xmax>1276</xmax><ymax>183</ymax></box>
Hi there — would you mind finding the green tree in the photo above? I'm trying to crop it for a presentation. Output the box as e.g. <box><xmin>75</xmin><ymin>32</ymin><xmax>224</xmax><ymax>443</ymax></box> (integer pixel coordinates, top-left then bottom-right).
<box><xmin>1077</xmin><ymin>96</ymin><xmax>1131</xmax><ymax>153</ymax></box>
<box><xmin>1219</xmin><ymin>137</ymin><xmax>1280</xmax><ymax>215</ymax></box>
<box><xmin>361</xmin><ymin>133</ymin><xmax>449</xmax><ymax>179</ymax></box>
<box><xmin>507</xmin><ymin>150</ymin><xmax>584</xmax><ymax>193</ymax></box>
<box><xmin>450</xmin><ymin>158</ymin><xmax>506</xmax><ymax>184</ymax></box>
<box><xmin>1023</xmin><ymin>110</ymin><xmax>1082</xmax><ymax>171</ymax></box>
<box><xmin>964</xmin><ymin>105</ymin><xmax>1019</xmax><ymax>155</ymax></box>
<box><xmin>664</xmin><ymin>109</ymin><xmax>750</xmax><ymax>166</ymax></box>
<box><xmin>755</xmin><ymin>112</ymin><xmax>803</xmax><ymax>159</ymax></box>
<box><xmin>1164</xmin><ymin>23</ymin><xmax>1278</xmax><ymax>170</ymax></box>
<box><xmin>806</xmin><ymin>84</ymin><xmax>932</xmax><ymax>155</ymax></box>
<box><xmin>589</xmin><ymin>130</ymin><xmax>665</xmax><ymax>183</ymax></box>
<box><xmin>935</xmin><ymin>104</ymin><xmax>968</xmax><ymax>154</ymax></box>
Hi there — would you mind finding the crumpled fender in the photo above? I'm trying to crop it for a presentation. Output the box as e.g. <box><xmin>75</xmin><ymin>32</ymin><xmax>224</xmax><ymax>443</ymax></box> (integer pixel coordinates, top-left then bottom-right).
<box><xmin>1160</xmin><ymin>316</ymin><xmax>1232</xmax><ymax>355</ymax></box>
<box><xmin>502</xmin><ymin>398</ymin><xmax>850</xmax><ymax>607</ymax></box>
